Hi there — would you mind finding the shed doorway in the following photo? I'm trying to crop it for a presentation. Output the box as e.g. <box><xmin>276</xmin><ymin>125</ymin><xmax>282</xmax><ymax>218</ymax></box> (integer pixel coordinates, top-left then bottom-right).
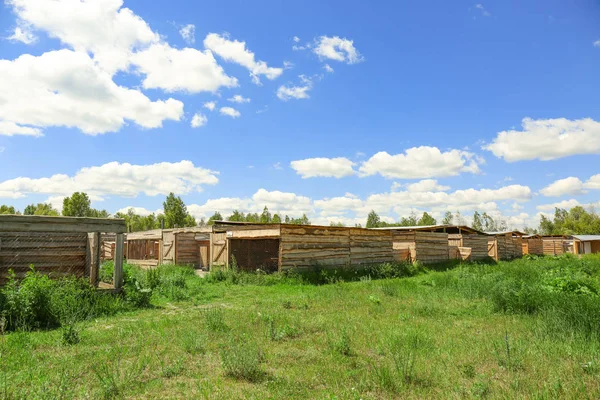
<box><xmin>229</xmin><ymin>239</ymin><xmax>279</xmax><ymax>272</ymax></box>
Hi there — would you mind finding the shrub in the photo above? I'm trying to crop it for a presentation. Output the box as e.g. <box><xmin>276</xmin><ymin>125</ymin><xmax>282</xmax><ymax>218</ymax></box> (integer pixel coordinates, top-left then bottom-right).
<box><xmin>330</xmin><ymin>329</ymin><xmax>352</xmax><ymax>356</ymax></box>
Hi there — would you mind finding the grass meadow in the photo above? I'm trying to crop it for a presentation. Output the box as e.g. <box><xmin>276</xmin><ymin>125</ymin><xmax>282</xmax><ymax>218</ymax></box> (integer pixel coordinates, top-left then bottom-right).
<box><xmin>1</xmin><ymin>255</ymin><xmax>600</xmax><ymax>399</ymax></box>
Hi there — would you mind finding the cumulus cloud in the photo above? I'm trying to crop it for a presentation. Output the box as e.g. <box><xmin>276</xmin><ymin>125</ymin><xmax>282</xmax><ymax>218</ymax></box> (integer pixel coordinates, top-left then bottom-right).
<box><xmin>0</xmin><ymin>160</ymin><xmax>219</xmax><ymax>200</ymax></box>
<box><xmin>228</xmin><ymin>95</ymin><xmax>251</xmax><ymax>103</ymax></box>
<box><xmin>540</xmin><ymin>175</ymin><xmax>600</xmax><ymax>197</ymax></box>
<box><xmin>277</xmin><ymin>75</ymin><xmax>313</xmax><ymax>101</ymax></box>
<box><xmin>203</xmin><ymin>33</ymin><xmax>283</xmax><ymax>84</ymax></box>
<box><xmin>405</xmin><ymin>179</ymin><xmax>451</xmax><ymax>193</ymax></box>
<box><xmin>7</xmin><ymin>0</ymin><xmax>159</xmax><ymax>74</ymax></box>
<box><xmin>130</xmin><ymin>44</ymin><xmax>238</xmax><ymax>93</ymax></box>
<box><xmin>219</xmin><ymin>107</ymin><xmax>241</xmax><ymax>118</ymax></box>
<box><xmin>191</xmin><ymin>113</ymin><xmax>207</xmax><ymax>128</ymax></box>
<box><xmin>323</xmin><ymin>64</ymin><xmax>334</xmax><ymax>73</ymax></box>
<box><xmin>313</xmin><ymin>36</ymin><xmax>363</xmax><ymax>64</ymax></box>
<box><xmin>484</xmin><ymin>118</ymin><xmax>600</xmax><ymax>162</ymax></box>
<box><xmin>540</xmin><ymin>177</ymin><xmax>586</xmax><ymax>197</ymax></box>
<box><xmin>179</xmin><ymin>24</ymin><xmax>195</xmax><ymax>44</ymax></box>
<box><xmin>359</xmin><ymin>146</ymin><xmax>483</xmax><ymax>179</ymax></box>
<box><xmin>0</xmin><ymin>50</ymin><xmax>183</xmax><ymax>136</ymax></box>
<box><xmin>203</xmin><ymin>101</ymin><xmax>217</xmax><ymax>111</ymax></box>
<box><xmin>290</xmin><ymin>157</ymin><xmax>356</xmax><ymax>178</ymax></box>
<box><xmin>187</xmin><ymin>188</ymin><xmax>313</xmax><ymax>220</ymax></box>
<box><xmin>116</xmin><ymin>206</ymin><xmax>158</xmax><ymax>216</ymax></box>
<box><xmin>537</xmin><ymin>199</ymin><xmax>582</xmax><ymax>212</ymax></box>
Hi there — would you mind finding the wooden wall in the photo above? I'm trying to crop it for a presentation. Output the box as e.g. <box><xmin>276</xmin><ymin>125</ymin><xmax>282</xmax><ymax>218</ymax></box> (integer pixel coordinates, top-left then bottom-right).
<box><xmin>279</xmin><ymin>225</ymin><xmax>351</xmax><ymax>270</ymax></box>
<box><xmin>349</xmin><ymin>228</ymin><xmax>394</xmax><ymax>266</ymax></box>
<box><xmin>391</xmin><ymin>231</ymin><xmax>449</xmax><ymax>263</ymax></box>
<box><xmin>174</xmin><ymin>232</ymin><xmax>200</xmax><ymax>265</ymax></box>
<box><xmin>523</xmin><ymin>238</ymin><xmax>543</xmax><ymax>255</ymax></box>
<box><xmin>488</xmin><ymin>235</ymin><xmax>523</xmax><ymax>260</ymax></box>
<box><xmin>0</xmin><ymin>231</ymin><xmax>88</xmax><ymax>281</ymax></box>
<box><xmin>543</xmin><ymin>238</ymin><xmax>568</xmax><ymax>255</ymax></box>
<box><xmin>448</xmin><ymin>234</ymin><xmax>489</xmax><ymax>261</ymax></box>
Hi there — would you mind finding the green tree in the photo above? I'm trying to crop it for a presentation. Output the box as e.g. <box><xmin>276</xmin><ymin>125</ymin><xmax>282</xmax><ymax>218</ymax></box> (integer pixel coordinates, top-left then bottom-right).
<box><xmin>366</xmin><ymin>210</ymin><xmax>381</xmax><ymax>228</ymax></box>
<box><xmin>481</xmin><ymin>212</ymin><xmax>497</xmax><ymax>232</ymax></box>
<box><xmin>183</xmin><ymin>214</ymin><xmax>197</xmax><ymax>227</ymax></box>
<box><xmin>207</xmin><ymin>211</ymin><xmax>223</xmax><ymax>225</ymax></box>
<box><xmin>163</xmin><ymin>193</ymin><xmax>191</xmax><ymax>228</ymax></box>
<box><xmin>472</xmin><ymin>211</ymin><xmax>483</xmax><ymax>231</ymax></box>
<box><xmin>62</xmin><ymin>192</ymin><xmax>92</xmax><ymax>217</ymax></box>
<box><xmin>272</xmin><ymin>214</ymin><xmax>282</xmax><ymax>224</ymax></box>
<box><xmin>260</xmin><ymin>206</ymin><xmax>272</xmax><ymax>224</ymax></box>
<box><xmin>418</xmin><ymin>212</ymin><xmax>436</xmax><ymax>226</ymax></box>
<box><xmin>442</xmin><ymin>211</ymin><xmax>453</xmax><ymax>225</ymax></box>
<box><xmin>227</xmin><ymin>210</ymin><xmax>245</xmax><ymax>222</ymax></box>
<box><xmin>0</xmin><ymin>205</ymin><xmax>17</xmax><ymax>214</ymax></box>
<box><xmin>23</xmin><ymin>204</ymin><xmax>36</xmax><ymax>215</ymax></box>
<box><xmin>330</xmin><ymin>221</ymin><xmax>345</xmax><ymax>227</ymax></box>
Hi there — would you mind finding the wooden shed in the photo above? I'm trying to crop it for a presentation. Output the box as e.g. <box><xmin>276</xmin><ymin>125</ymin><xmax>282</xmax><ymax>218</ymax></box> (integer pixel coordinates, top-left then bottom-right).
<box><xmin>211</xmin><ymin>223</ymin><xmax>395</xmax><ymax>272</ymax></box>
<box><xmin>542</xmin><ymin>236</ymin><xmax>573</xmax><ymax>255</ymax></box>
<box><xmin>126</xmin><ymin>227</ymin><xmax>212</xmax><ymax>268</ymax></box>
<box><xmin>522</xmin><ymin>234</ymin><xmax>544</xmax><ymax>255</ymax></box>
<box><xmin>0</xmin><ymin>215</ymin><xmax>126</xmax><ymax>288</ymax></box>
<box><xmin>487</xmin><ymin>232</ymin><xmax>524</xmax><ymax>261</ymax></box>
<box><xmin>572</xmin><ymin>235</ymin><xmax>600</xmax><ymax>255</ymax></box>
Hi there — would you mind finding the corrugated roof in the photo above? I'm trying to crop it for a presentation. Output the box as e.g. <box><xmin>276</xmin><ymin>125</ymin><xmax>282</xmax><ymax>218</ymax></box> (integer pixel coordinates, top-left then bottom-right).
<box><xmin>573</xmin><ymin>235</ymin><xmax>600</xmax><ymax>241</ymax></box>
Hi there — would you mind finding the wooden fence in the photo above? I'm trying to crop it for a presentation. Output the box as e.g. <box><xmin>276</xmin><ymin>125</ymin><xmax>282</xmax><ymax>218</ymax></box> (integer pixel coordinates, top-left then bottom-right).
<box><xmin>0</xmin><ymin>215</ymin><xmax>126</xmax><ymax>288</ymax></box>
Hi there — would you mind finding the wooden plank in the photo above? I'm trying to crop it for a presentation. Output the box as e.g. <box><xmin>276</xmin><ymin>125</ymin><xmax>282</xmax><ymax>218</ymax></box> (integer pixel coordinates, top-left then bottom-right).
<box><xmin>114</xmin><ymin>233</ymin><xmax>124</xmax><ymax>290</ymax></box>
<box><xmin>0</xmin><ymin>215</ymin><xmax>126</xmax><ymax>233</ymax></box>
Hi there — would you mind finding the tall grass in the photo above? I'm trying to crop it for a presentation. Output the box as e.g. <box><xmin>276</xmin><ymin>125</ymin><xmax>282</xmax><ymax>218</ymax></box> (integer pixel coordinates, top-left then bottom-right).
<box><xmin>431</xmin><ymin>254</ymin><xmax>600</xmax><ymax>338</ymax></box>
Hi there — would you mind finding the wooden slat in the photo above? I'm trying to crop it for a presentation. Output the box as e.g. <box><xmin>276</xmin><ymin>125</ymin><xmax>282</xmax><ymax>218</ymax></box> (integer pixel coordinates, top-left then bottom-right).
<box><xmin>0</xmin><ymin>215</ymin><xmax>126</xmax><ymax>233</ymax></box>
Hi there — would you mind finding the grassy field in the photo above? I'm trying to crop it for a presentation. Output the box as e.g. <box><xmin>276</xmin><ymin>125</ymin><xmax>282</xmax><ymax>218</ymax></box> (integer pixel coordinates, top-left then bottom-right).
<box><xmin>2</xmin><ymin>255</ymin><xmax>600</xmax><ymax>399</ymax></box>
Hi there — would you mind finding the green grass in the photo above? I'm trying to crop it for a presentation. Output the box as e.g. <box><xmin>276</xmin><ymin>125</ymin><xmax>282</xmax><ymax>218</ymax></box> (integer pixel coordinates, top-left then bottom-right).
<box><xmin>1</xmin><ymin>255</ymin><xmax>600</xmax><ymax>398</ymax></box>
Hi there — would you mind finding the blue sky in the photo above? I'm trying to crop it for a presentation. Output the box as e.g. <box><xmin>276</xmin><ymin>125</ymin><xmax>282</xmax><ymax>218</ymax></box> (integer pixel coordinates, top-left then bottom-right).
<box><xmin>1</xmin><ymin>0</ymin><xmax>599</xmax><ymax>228</ymax></box>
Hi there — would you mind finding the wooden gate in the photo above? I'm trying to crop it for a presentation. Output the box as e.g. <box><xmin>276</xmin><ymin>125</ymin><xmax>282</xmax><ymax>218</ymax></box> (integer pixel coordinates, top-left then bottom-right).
<box><xmin>162</xmin><ymin>230</ymin><xmax>175</xmax><ymax>264</ymax></box>
<box><xmin>210</xmin><ymin>232</ymin><xmax>228</xmax><ymax>268</ymax></box>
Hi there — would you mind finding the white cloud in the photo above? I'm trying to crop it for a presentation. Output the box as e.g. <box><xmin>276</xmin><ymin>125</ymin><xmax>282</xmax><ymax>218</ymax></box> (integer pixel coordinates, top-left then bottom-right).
<box><xmin>323</xmin><ymin>64</ymin><xmax>334</xmax><ymax>73</ymax></box>
<box><xmin>277</xmin><ymin>75</ymin><xmax>313</xmax><ymax>101</ymax></box>
<box><xmin>7</xmin><ymin>0</ymin><xmax>237</xmax><ymax>95</ymax></box>
<box><xmin>484</xmin><ymin>117</ymin><xmax>600</xmax><ymax>161</ymax></box>
<box><xmin>540</xmin><ymin>177</ymin><xmax>586</xmax><ymax>197</ymax></box>
<box><xmin>594</xmin><ymin>40</ymin><xmax>600</xmax><ymax>48</ymax></box>
<box><xmin>0</xmin><ymin>121</ymin><xmax>42</xmax><ymax>137</ymax></box>
<box><xmin>585</xmin><ymin>174</ymin><xmax>600</xmax><ymax>189</ymax></box>
<box><xmin>359</xmin><ymin>146</ymin><xmax>483</xmax><ymax>179</ymax></box>
<box><xmin>203</xmin><ymin>101</ymin><xmax>217</xmax><ymax>111</ymax></box>
<box><xmin>187</xmin><ymin>188</ymin><xmax>313</xmax><ymax>220</ymax></box>
<box><xmin>7</xmin><ymin>23</ymin><xmax>37</xmax><ymax>44</ymax></box>
<box><xmin>7</xmin><ymin>0</ymin><xmax>159</xmax><ymax>74</ymax></box>
<box><xmin>290</xmin><ymin>157</ymin><xmax>356</xmax><ymax>178</ymax></box>
<box><xmin>116</xmin><ymin>206</ymin><xmax>157</xmax><ymax>216</ymax></box>
<box><xmin>191</xmin><ymin>113</ymin><xmax>207</xmax><ymax>128</ymax></box>
<box><xmin>537</xmin><ymin>199</ymin><xmax>581</xmax><ymax>212</ymax></box>
<box><xmin>203</xmin><ymin>33</ymin><xmax>283</xmax><ymax>84</ymax></box>
<box><xmin>293</xmin><ymin>36</ymin><xmax>300</xmax><ymax>43</ymax></box>
<box><xmin>0</xmin><ymin>160</ymin><xmax>219</xmax><ymax>200</ymax></box>
<box><xmin>219</xmin><ymin>107</ymin><xmax>241</xmax><ymax>118</ymax></box>
<box><xmin>0</xmin><ymin>50</ymin><xmax>183</xmax><ymax>136</ymax></box>
<box><xmin>130</xmin><ymin>44</ymin><xmax>238</xmax><ymax>93</ymax></box>
<box><xmin>313</xmin><ymin>36</ymin><xmax>363</xmax><ymax>64</ymax></box>
<box><xmin>179</xmin><ymin>24</ymin><xmax>195</xmax><ymax>45</ymax></box>
<box><xmin>475</xmin><ymin>4</ymin><xmax>491</xmax><ymax>17</ymax></box>
<box><xmin>405</xmin><ymin>179</ymin><xmax>451</xmax><ymax>193</ymax></box>
<box><xmin>272</xmin><ymin>162</ymin><xmax>283</xmax><ymax>170</ymax></box>
<box><xmin>228</xmin><ymin>94</ymin><xmax>251</xmax><ymax>103</ymax></box>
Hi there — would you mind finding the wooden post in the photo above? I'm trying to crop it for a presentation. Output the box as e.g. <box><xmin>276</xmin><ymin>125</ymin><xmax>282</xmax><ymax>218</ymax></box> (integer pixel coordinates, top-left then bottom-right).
<box><xmin>114</xmin><ymin>233</ymin><xmax>124</xmax><ymax>290</ymax></box>
<box><xmin>92</xmin><ymin>232</ymin><xmax>100</xmax><ymax>287</ymax></box>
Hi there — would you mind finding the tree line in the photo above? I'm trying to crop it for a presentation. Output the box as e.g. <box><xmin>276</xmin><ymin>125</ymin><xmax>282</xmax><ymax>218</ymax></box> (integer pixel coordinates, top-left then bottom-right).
<box><xmin>0</xmin><ymin>192</ymin><xmax>311</xmax><ymax>232</ymax></box>
<box><xmin>2</xmin><ymin>194</ymin><xmax>598</xmax><ymax>235</ymax></box>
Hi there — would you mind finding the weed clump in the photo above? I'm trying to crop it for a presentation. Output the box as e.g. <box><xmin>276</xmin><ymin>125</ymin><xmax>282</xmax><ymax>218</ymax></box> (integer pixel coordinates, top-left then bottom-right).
<box><xmin>220</xmin><ymin>338</ymin><xmax>264</xmax><ymax>382</ymax></box>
